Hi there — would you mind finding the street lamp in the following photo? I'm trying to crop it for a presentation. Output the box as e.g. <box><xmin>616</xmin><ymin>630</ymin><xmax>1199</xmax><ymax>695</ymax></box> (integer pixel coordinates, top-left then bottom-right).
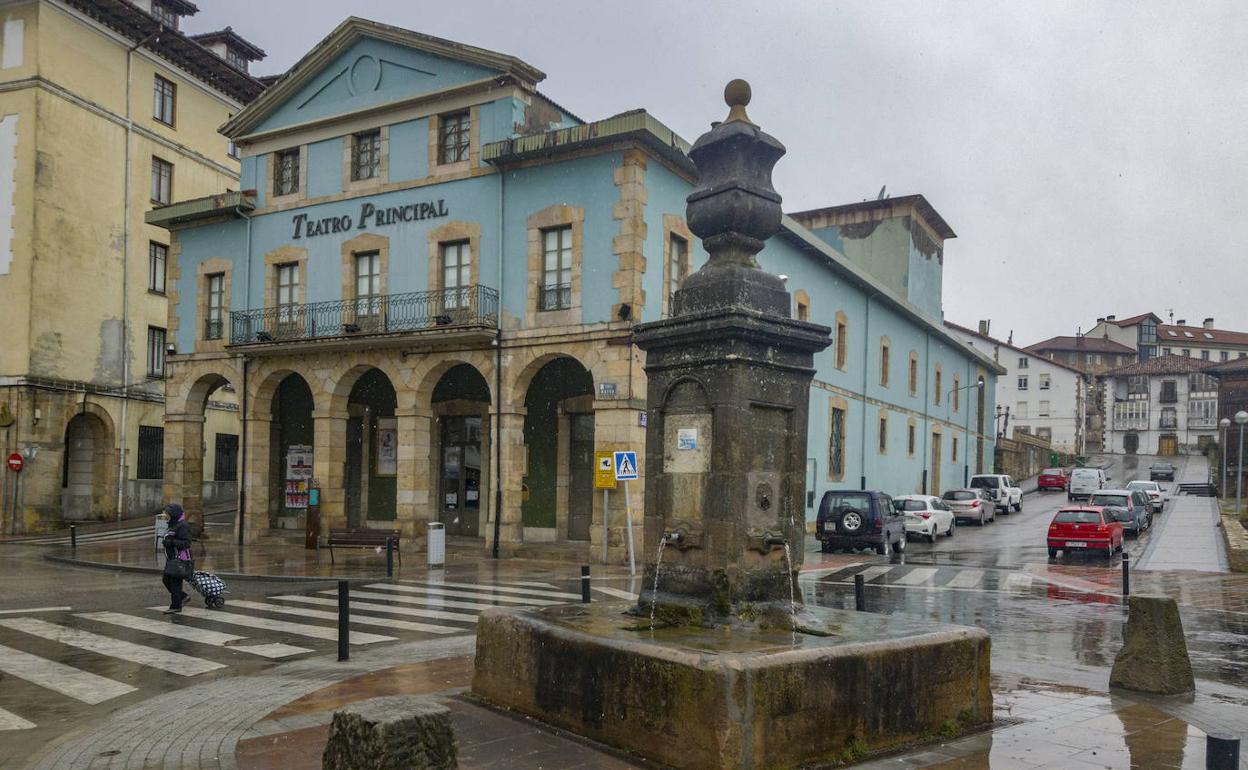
<box><xmin>1236</xmin><ymin>411</ymin><xmax>1248</xmax><ymax>516</ymax></box>
<box><xmin>1220</xmin><ymin>417</ymin><xmax>1232</xmax><ymax>497</ymax></box>
<box><xmin>949</xmin><ymin>377</ymin><xmax>986</xmax><ymax>487</ymax></box>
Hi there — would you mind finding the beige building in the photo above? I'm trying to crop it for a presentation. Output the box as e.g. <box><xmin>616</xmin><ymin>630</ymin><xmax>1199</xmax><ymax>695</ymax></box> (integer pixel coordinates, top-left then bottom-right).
<box><xmin>0</xmin><ymin>0</ymin><xmax>264</xmax><ymax>533</ymax></box>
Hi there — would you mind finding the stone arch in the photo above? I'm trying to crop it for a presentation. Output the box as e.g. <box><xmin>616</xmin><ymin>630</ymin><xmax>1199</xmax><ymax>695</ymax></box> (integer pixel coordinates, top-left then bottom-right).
<box><xmin>61</xmin><ymin>405</ymin><xmax>117</xmax><ymax>521</ymax></box>
<box><xmin>249</xmin><ymin>365</ymin><xmax>319</xmax><ymax>421</ymax></box>
<box><xmin>327</xmin><ymin>359</ymin><xmax>408</xmax><ymax>417</ymax></box>
<box><xmin>508</xmin><ymin>350</ymin><xmax>594</xmax><ymax>406</ymax></box>
<box><xmin>412</xmin><ymin>355</ymin><xmax>493</xmax><ymax>409</ymax></box>
<box><xmin>661</xmin><ymin>376</ymin><xmax>709</xmax><ymax>410</ymax></box>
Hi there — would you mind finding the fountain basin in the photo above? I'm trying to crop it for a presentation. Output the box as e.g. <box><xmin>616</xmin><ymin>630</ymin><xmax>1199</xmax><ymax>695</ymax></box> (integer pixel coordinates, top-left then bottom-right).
<box><xmin>472</xmin><ymin>602</ymin><xmax>992</xmax><ymax>770</ymax></box>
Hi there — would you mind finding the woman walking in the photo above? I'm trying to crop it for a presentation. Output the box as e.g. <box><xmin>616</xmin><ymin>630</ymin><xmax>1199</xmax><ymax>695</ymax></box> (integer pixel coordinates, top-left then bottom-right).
<box><xmin>161</xmin><ymin>503</ymin><xmax>193</xmax><ymax>613</ymax></box>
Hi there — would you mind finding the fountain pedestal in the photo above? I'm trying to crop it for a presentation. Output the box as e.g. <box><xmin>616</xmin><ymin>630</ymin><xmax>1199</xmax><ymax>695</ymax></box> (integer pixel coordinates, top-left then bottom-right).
<box><xmin>472</xmin><ymin>82</ymin><xmax>993</xmax><ymax>769</ymax></box>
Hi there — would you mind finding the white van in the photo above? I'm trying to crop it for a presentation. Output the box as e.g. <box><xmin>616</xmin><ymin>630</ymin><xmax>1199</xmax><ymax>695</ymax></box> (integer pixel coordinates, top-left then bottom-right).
<box><xmin>1068</xmin><ymin>468</ymin><xmax>1107</xmax><ymax>501</ymax></box>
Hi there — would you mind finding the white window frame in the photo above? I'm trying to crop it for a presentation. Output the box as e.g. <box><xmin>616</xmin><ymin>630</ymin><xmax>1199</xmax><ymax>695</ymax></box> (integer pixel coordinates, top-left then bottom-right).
<box><xmin>440</xmin><ymin>241</ymin><xmax>471</xmax><ymax>310</ymax></box>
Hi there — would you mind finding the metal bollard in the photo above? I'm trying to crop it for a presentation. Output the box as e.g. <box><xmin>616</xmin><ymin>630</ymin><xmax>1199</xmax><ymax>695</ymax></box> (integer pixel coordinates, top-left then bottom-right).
<box><xmin>1207</xmin><ymin>734</ymin><xmax>1240</xmax><ymax>770</ymax></box>
<box><xmin>337</xmin><ymin>580</ymin><xmax>349</xmax><ymax>662</ymax></box>
<box><xmin>385</xmin><ymin>537</ymin><xmax>394</xmax><ymax>578</ymax></box>
<box><xmin>1122</xmin><ymin>551</ymin><xmax>1130</xmax><ymax>597</ymax></box>
<box><xmin>854</xmin><ymin>574</ymin><xmax>866</xmax><ymax>611</ymax></box>
<box><xmin>70</xmin><ymin>524</ymin><xmax>77</xmax><ymax>550</ymax></box>
<box><xmin>581</xmin><ymin>565</ymin><xmax>591</xmax><ymax>603</ymax></box>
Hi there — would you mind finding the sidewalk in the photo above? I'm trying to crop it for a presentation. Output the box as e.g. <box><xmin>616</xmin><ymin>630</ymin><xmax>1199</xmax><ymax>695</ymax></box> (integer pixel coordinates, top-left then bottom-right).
<box><xmin>1136</xmin><ymin>496</ymin><xmax>1229</xmax><ymax>573</ymax></box>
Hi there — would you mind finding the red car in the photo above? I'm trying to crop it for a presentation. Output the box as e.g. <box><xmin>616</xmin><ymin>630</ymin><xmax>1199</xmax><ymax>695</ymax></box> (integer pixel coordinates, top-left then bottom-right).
<box><xmin>1038</xmin><ymin>468</ymin><xmax>1069</xmax><ymax>491</ymax></box>
<box><xmin>1047</xmin><ymin>506</ymin><xmax>1123</xmax><ymax>558</ymax></box>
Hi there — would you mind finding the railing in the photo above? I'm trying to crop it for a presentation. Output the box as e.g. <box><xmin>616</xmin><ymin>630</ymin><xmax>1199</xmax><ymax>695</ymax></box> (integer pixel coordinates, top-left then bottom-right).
<box><xmin>1158</xmin><ymin>416</ymin><xmax>1178</xmax><ymax>430</ymax></box>
<box><xmin>204</xmin><ymin>318</ymin><xmax>224</xmax><ymax>341</ymax></box>
<box><xmin>539</xmin><ymin>283</ymin><xmax>571</xmax><ymax>311</ymax></box>
<box><xmin>229</xmin><ymin>285</ymin><xmax>498</xmax><ymax>345</ymax></box>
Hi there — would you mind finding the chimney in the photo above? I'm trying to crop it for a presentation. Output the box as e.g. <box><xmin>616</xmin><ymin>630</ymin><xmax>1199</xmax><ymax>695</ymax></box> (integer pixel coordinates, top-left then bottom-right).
<box><xmin>1096</xmin><ymin>317</ymin><xmax>1105</xmax><ymax>324</ymax></box>
<box><xmin>1176</xmin><ymin>319</ymin><xmax>1186</xmax><ymax>326</ymax></box>
<box><xmin>1007</xmin><ymin>330</ymin><xmax>1014</xmax><ymax>345</ymax></box>
<box><xmin>1203</xmin><ymin>317</ymin><xmax>1215</xmax><ymax>329</ymax></box>
<box><xmin>1106</xmin><ymin>314</ymin><xmax>1116</xmax><ymax>322</ymax></box>
<box><xmin>978</xmin><ymin>319</ymin><xmax>990</xmax><ymax>336</ymax></box>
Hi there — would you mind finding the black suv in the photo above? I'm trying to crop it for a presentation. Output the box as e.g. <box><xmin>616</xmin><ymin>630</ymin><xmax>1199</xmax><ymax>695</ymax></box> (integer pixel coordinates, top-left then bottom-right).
<box><xmin>816</xmin><ymin>490</ymin><xmax>907</xmax><ymax>556</ymax></box>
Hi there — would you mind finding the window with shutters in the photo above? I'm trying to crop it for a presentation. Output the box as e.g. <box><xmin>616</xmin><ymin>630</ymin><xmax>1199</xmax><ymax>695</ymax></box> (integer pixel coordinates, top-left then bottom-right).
<box><xmin>539</xmin><ymin>226</ymin><xmax>572</xmax><ymax>310</ymax></box>
<box><xmin>137</xmin><ymin>426</ymin><xmax>164</xmax><ymax>479</ymax></box>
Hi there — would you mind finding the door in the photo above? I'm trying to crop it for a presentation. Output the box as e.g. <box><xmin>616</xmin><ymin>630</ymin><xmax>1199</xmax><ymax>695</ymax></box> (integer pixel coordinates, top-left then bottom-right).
<box><xmin>929</xmin><ymin>433</ymin><xmax>942</xmax><ymax>495</ymax></box>
<box><xmin>345</xmin><ymin>417</ymin><xmax>363</xmax><ymax>527</ymax></box>
<box><xmin>63</xmin><ymin>416</ymin><xmax>96</xmax><ymax>520</ymax></box>
<box><xmin>567</xmin><ymin>414</ymin><xmax>594</xmax><ymax>541</ymax></box>
<box><xmin>1123</xmin><ymin>432</ymin><xmax>1139</xmax><ymax>455</ymax></box>
<box><xmin>1158</xmin><ymin>434</ymin><xmax>1177</xmax><ymax>456</ymax></box>
<box><xmin>440</xmin><ymin>416</ymin><xmax>481</xmax><ymax>536</ymax></box>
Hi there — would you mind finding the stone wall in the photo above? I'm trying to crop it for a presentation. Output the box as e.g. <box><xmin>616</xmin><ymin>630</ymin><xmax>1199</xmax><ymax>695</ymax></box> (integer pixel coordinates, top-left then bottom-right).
<box><xmin>994</xmin><ymin>429</ymin><xmax>1053</xmax><ymax>480</ymax></box>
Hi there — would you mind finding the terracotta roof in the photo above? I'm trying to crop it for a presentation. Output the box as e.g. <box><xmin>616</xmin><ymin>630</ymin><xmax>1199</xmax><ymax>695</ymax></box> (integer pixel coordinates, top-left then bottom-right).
<box><xmin>1203</xmin><ymin>356</ymin><xmax>1248</xmax><ymax>376</ymax></box>
<box><xmin>1106</xmin><ymin>312</ymin><xmax>1161</xmax><ymax>327</ymax></box>
<box><xmin>945</xmin><ymin>322</ymin><xmax>1088</xmax><ymax>376</ymax></box>
<box><xmin>1102</xmin><ymin>355</ymin><xmax>1213</xmax><ymax>377</ymax></box>
<box><xmin>1158</xmin><ymin>323</ymin><xmax>1248</xmax><ymax>347</ymax></box>
<box><xmin>1024</xmin><ymin>336</ymin><xmax>1136</xmax><ymax>355</ymax></box>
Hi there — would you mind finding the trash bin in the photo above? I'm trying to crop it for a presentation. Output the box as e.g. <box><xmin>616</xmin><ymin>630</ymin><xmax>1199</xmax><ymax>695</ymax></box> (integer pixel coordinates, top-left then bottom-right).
<box><xmin>427</xmin><ymin>522</ymin><xmax>445</xmax><ymax>568</ymax></box>
<box><xmin>154</xmin><ymin>514</ymin><xmax>168</xmax><ymax>552</ymax></box>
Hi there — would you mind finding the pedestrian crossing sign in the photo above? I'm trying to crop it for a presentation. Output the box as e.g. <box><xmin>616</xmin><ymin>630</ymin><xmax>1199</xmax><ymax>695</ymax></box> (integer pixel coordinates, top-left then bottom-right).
<box><xmin>613</xmin><ymin>451</ymin><xmax>638</xmax><ymax>481</ymax></box>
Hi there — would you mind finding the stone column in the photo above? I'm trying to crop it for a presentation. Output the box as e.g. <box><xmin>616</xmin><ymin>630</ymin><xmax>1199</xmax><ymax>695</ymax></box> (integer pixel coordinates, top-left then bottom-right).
<box><xmin>396</xmin><ymin>407</ymin><xmax>432</xmax><ymax>542</ymax></box>
<box><xmin>313</xmin><ymin>410</ymin><xmax>348</xmax><ymax>534</ymax></box>
<box><xmin>241</xmin><ymin>416</ymin><xmax>273</xmax><ymax>544</ymax></box>
<box><xmin>495</xmin><ymin>407</ymin><xmax>527</xmax><ymax>551</ymax></box>
<box><xmin>162</xmin><ymin>413</ymin><xmax>205</xmax><ymax>525</ymax></box>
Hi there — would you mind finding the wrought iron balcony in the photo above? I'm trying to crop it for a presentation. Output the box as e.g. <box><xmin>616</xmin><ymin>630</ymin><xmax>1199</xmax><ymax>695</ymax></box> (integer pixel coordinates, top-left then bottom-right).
<box><xmin>539</xmin><ymin>283</ymin><xmax>571</xmax><ymax>311</ymax></box>
<box><xmin>204</xmin><ymin>318</ymin><xmax>224</xmax><ymax>341</ymax></box>
<box><xmin>1158</xmin><ymin>416</ymin><xmax>1178</xmax><ymax>430</ymax></box>
<box><xmin>228</xmin><ymin>285</ymin><xmax>498</xmax><ymax>347</ymax></box>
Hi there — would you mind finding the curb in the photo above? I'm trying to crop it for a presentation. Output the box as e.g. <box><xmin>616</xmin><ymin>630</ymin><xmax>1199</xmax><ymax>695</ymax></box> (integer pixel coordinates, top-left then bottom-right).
<box><xmin>42</xmin><ymin>552</ymin><xmax>396</xmax><ymax>584</ymax></box>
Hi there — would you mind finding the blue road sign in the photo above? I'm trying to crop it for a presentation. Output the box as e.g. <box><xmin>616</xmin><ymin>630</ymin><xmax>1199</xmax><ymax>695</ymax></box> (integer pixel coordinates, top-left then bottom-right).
<box><xmin>613</xmin><ymin>451</ymin><xmax>638</xmax><ymax>481</ymax></box>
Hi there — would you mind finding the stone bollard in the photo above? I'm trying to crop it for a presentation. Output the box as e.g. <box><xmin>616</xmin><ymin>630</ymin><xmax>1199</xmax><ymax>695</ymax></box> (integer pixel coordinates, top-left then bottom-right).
<box><xmin>1109</xmin><ymin>595</ymin><xmax>1194</xmax><ymax>695</ymax></box>
<box><xmin>322</xmin><ymin>695</ymin><xmax>457</xmax><ymax>770</ymax></box>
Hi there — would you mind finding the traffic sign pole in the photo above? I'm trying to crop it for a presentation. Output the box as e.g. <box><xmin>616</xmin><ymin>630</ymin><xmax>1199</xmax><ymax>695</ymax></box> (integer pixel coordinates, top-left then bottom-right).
<box><xmin>602</xmin><ymin>489</ymin><xmax>609</xmax><ymax>564</ymax></box>
<box><xmin>624</xmin><ymin>480</ymin><xmax>635</xmax><ymax>576</ymax></box>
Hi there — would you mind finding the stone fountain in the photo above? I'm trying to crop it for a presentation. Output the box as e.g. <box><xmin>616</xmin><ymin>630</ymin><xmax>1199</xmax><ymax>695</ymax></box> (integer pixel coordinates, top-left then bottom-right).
<box><xmin>473</xmin><ymin>81</ymin><xmax>992</xmax><ymax>770</ymax></box>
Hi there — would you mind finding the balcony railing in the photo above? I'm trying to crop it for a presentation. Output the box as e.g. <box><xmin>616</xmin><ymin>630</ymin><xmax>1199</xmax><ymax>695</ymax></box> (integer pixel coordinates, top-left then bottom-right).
<box><xmin>539</xmin><ymin>283</ymin><xmax>571</xmax><ymax>311</ymax></box>
<box><xmin>229</xmin><ymin>285</ymin><xmax>498</xmax><ymax>345</ymax></box>
<box><xmin>204</xmin><ymin>318</ymin><xmax>224</xmax><ymax>341</ymax></box>
<box><xmin>1159</xmin><ymin>416</ymin><xmax>1178</xmax><ymax>430</ymax></box>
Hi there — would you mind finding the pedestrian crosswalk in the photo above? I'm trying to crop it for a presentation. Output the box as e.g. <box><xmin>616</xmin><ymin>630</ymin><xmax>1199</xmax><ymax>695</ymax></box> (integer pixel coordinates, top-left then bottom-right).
<box><xmin>800</xmin><ymin>563</ymin><xmax>1041</xmax><ymax>594</ymax></box>
<box><xmin>0</xmin><ymin>575</ymin><xmax>581</xmax><ymax>732</ymax></box>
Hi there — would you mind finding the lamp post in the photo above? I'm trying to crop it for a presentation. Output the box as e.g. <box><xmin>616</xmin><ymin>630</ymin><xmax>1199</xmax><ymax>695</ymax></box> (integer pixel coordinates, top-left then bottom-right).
<box><xmin>1220</xmin><ymin>417</ymin><xmax>1232</xmax><ymax>497</ymax></box>
<box><xmin>1236</xmin><ymin>411</ymin><xmax>1248</xmax><ymax>515</ymax></box>
<box><xmin>949</xmin><ymin>377</ymin><xmax>985</xmax><ymax>487</ymax></box>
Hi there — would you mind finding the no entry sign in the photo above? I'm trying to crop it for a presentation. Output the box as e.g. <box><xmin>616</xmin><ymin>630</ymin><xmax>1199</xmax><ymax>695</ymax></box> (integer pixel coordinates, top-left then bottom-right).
<box><xmin>6</xmin><ymin>452</ymin><xmax>22</xmax><ymax>473</ymax></box>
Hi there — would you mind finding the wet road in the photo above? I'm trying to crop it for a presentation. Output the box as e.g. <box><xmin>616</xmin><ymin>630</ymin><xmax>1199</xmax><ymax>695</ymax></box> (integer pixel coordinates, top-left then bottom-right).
<box><xmin>801</xmin><ymin>454</ymin><xmax>1248</xmax><ymax>693</ymax></box>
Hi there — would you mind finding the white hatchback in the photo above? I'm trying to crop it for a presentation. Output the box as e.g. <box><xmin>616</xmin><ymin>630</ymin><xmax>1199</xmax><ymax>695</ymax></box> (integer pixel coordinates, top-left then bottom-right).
<box><xmin>893</xmin><ymin>494</ymin><xmax>957</xmax><ymax>542</ymax></box>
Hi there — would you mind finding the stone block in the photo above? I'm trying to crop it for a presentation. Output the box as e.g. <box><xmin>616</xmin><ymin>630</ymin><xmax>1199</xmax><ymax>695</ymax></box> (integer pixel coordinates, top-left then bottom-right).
<box><xmin>474</xmin><ymin>603</ymin><xmax>991</xmax><ymax>770</ymax></box>
<box><xmin>322</xmin><ymin>695</ymin><xmax>456</xmax><ymax>770</ymax></box>
<box><xmin>1110</xmin><ymin>595</ymin><xmax>1194</xmax><ymax>695</ymax></box>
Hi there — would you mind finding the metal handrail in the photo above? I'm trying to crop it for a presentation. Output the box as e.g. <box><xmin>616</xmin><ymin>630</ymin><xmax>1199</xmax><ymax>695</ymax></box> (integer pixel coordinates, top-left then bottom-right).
<box><xmin>229</xmin><ymin>285</ymin><xmax>499</xmax><ymax>344</ymax></box>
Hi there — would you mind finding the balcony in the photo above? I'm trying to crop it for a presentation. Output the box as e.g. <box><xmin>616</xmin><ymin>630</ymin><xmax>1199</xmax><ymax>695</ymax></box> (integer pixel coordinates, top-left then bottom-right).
<box><xmin>228</xmin><ymin>285</ymin><xmax>498</xmax><ymax>352</ymax></box>
<box><xmin>1158</xmin><ymin>416</ymin><xmax>1178</xmax><ymax>430</ymax></box>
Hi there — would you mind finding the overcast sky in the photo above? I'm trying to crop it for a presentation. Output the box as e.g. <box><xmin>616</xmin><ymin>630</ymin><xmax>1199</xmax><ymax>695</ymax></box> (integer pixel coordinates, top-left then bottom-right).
<box><xmin>191</xmin><ymin>1</ymin><xmax>1248</xmax><ymax>346</ymax></box>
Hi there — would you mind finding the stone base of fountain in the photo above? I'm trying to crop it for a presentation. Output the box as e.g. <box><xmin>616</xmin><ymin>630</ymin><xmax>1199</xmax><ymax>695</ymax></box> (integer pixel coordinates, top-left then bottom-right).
<box><xmin>472</xmin><ymin>602</ymin><xmax>992</xmax><ymax>770</ymax></box>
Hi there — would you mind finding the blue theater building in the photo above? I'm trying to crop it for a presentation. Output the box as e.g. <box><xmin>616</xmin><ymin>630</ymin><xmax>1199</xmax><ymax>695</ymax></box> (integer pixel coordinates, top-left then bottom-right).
<box><xmin>149</xmin><ymin>17</ymin><xmax>1002</xmax><ymax>559</ymax></box>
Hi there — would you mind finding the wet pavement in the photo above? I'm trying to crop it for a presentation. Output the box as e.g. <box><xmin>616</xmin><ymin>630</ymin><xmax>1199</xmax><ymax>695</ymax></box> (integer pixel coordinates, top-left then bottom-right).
<box><xmin>0</xmin><ymin>452</ymin><xmax>1244</xmax><ymax>768</ymax></box>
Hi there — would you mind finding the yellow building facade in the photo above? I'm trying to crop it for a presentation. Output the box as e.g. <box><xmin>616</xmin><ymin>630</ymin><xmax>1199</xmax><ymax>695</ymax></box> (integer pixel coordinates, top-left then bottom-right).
<box><xmin>0</xmin><ymin>0</ymin><xmax>264</xmax><ymax>532</ymax></box>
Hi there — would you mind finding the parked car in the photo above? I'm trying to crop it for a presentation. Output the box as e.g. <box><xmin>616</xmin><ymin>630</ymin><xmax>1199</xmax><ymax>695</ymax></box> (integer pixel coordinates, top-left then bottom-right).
<box><xmin>1149</xmin><ymin>462</ymin><xmax>1176</xmax><ymax>481</ymax></box>
<box><xmin>1068</xmin><ymin>467</ymin><xmax>1107</xmax><ymax>501</ymax></box>
<box><xmin>941</xmin><ymin>488</ymin><xmax>995</xmax><ymax>526</ymax></box>
<box><xmin>816</xmin><ymin>490</ymin><xmax>906</xmax><ymax>555</ymax></box>
<box><xmin>1038</xmin><ymin>468</ymin><xmax>1069</xmax><ymax>491</ymax></box>
<box><xmin>894</xmin><ymin>494</ymin><xmax>957</xmax><ymax>542</ymax></box>
<box><xmin>1047</xmin><ymin>506</ymin><xmax>1124</xmax><ymax>558</ymax></box>
<box><xmin>1125</xmin><ymin>480</ymin><xmax>1166</xmax><ymax>513</ymax></box>
<box><xmin>969</xmin><ymin>474</ymin><xmax>1023</xmax><ymax>513</ymax></box>
<box><xmin>1088</xmin><ymin>490</ymin><xmax>1153</xmax><ymax>537</ymax></box>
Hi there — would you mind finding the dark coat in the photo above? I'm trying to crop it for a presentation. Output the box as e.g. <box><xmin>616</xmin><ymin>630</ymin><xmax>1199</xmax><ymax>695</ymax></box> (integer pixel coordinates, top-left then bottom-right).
<box><xmin>163</xmin><ymin>518</ymin><xmax>192</xmax><ymax>559</ymax></box>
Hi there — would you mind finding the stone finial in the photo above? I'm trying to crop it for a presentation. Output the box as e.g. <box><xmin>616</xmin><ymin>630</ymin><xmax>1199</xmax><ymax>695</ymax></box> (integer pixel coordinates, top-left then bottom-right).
<box><xmin>723</xmin><ymin>78</ymin><xmax>753</xmax><ymax>124</ymax></box>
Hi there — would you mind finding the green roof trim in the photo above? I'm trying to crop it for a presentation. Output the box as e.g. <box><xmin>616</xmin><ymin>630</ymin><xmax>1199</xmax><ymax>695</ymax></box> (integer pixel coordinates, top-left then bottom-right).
<box><xmin>483</xmin><ymin>109</ymin><xmax>694</xmax><ymax>174</ymax></box>
<box><xmin>145</xmin><ymin>191</ymin><xmax>255</xmax><ymax>229</ymax></box>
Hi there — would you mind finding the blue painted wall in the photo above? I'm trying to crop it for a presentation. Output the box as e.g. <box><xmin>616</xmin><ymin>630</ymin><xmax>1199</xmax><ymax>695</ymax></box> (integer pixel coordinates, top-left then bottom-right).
<box><xmin>306</xmin><ymin>138</ymin><xmax>344</xmax><ymax>198</ymax></box>
<box><xmin>252</xmin><ymin>38</ymin><xmax>502</xmax><ymax>135</ymax></box>
<box><xmin>172</xmin><ymin>220</ymin><xmax>248</xmax><ymax>354</ymax></box>
<box><xmin>387</xmin><ymin>118</ymin><xmax>428</xmax><ymax>183</ymax></box>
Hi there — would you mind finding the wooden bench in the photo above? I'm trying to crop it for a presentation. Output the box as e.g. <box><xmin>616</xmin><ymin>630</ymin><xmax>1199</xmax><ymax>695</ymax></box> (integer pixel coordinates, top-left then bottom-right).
<box><xmin>325</xmin><ymin>528</ymin><xmax>402</xmax><ymax>565</ymax></box>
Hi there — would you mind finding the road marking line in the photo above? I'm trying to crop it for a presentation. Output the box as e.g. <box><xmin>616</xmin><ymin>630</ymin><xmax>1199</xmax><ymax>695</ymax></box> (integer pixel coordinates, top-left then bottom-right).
<box><xmin>76</xmin><ymin>612</ymin><xmax>310</xmax><ymax>659</ymax></box>
<box><xmin>893</xmin><ymin>567</ymin><xmax>940</xmax><ymax>586</ymax></box>
<box><xmin>0</xmin><ymin>607</ymin><xmax>72</xmax><ymax>615</ymax></box>
<box><xmin>493</xmin><ymin>580</ymin><xmax>560</xmax><ymax>589</ymax></box>
<box><xmin>400</xmin><ymin>580</ymin><xmax>581</xmax><ymax>600</ymax></box>
<box><xmin>150</xmin><ymin>606</ymin><xmax>395</xmax><ymax>645</ymax></box>
<box><xmin>0</xmin><ymin>706</ymin><xmax>35</xmax><ymax>731</ymax></box>
<box><xmin>592</xmin><ymin>586</ymin><xmax>639</xmax><ymax>601</ymax></box>
<box><xmin>274</xmin><ymin>595</ymin><xmax>480</xmax><ymax>624</ymax></box>
<box><xmin>944</xmin><ymin>570</ymin><xmax>985</xmax><ymax>589</ymax></box>
<box><xmin>0</xmin><ymin>618</ymin><xmax>225</xmax><ymax>676</ymax></box>
<box><xmin>363</xmin><ymin>583</ymin><xmax>563</xmax><ymax>606</ymax></box>
<box><xmin>228</xmin><ymin>600</ymin><xmax>463</xmax><ymax>635</ymax></box>
<box><xmin>0</xmin><ymin>643</ymin><xmax>136</xmax><ymax>704</ymax></box>
<box><xmin>856</xmin><ymin>566</ymin><xmax>895</xmax><ymax>582</ymax></box>
<box><xmin>1002</xmin><ymin>573</ymin><xmax>1034</xmax><ymax>591</ymax></box>
<box><xmin>317</xmin><ymin>589</ymin><xmax>505</xmax><ymax>613</ymax></box>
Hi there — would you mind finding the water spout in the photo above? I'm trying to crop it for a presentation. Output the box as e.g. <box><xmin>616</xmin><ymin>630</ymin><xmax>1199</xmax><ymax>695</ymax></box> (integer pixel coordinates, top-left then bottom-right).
<box><xmin>782</xmin><ymin>540</ymin><xmax>797</xmax><ymax>634</ymax></box>
<box><xmin>650</xmin><ymin>536</ymin><xmax>670</xmax><ymax>629</ymax></box>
